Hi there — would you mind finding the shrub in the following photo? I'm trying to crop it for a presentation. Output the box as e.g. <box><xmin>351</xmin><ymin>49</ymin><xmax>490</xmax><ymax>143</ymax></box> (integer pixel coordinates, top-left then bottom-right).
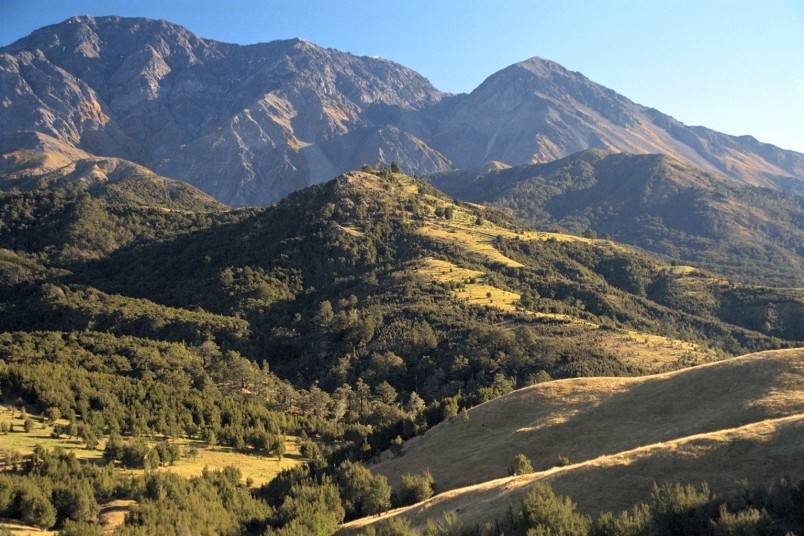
<box><xmin>397</xmin><ymin>470</ymin><xmax>435</xmax><ymax>506</ymax></box>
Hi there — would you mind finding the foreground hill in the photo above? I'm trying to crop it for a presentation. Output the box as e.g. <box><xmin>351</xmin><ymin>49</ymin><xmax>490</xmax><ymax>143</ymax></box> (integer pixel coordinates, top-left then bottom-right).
<box><xmin>430</xmin><ymin>149</ymin><xmax>804</xmax><ymax>287</ymax></box>
<box><xmin>2</xmin><ymin>16</ymin><xmax>803</xmax><ymax>206</ymax></box>
<box><xmin>345</xmin><ymin>348</ymin><xmax>804</xmax><ymax>532</ymax></box>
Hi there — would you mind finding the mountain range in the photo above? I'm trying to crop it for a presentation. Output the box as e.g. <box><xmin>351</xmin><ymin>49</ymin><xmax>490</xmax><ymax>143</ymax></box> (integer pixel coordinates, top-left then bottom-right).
<box><xmin>2</xmin><ymin>15</ymin><xmax>804</xmax><ymax>207</ymax></box>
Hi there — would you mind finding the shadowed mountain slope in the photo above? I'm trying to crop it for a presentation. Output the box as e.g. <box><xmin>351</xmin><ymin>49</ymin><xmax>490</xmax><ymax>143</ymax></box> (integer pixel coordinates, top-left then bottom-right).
<box><xmin>0</xmin><ymin>131</ymin><xmax>226</xmax><ymax>211</ymax></box>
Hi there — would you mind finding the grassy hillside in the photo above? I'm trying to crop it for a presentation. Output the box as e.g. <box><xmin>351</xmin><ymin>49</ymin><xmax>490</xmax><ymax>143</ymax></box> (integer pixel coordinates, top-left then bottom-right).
<box><xmin>343</xmin><ymin>415</ymin><xmax>803</xmax><ymax>533</ymax></box>
<box><xmin>345</xmin><ymin>349</ymin><xmax>804</xmax><ymax>532</ymax></box>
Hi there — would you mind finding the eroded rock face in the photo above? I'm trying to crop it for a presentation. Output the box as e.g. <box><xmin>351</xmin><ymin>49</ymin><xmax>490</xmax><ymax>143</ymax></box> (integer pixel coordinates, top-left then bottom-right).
<box><xmin>2</xmin><ymin>16</ymin><xmax>803</xmax><ymax>205</ymax></box>
<box><xmin>0</xmin><ymin>16</ymin><xmax>449</xmax><ymax>205</ymax></box>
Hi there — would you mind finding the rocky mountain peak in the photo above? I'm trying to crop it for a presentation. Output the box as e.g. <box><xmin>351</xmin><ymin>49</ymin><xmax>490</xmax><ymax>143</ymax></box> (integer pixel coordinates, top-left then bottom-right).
<box><xmin>2</xmin><ymin>16</ymin><xmax>803</xmax><ymax>205</ymax></box>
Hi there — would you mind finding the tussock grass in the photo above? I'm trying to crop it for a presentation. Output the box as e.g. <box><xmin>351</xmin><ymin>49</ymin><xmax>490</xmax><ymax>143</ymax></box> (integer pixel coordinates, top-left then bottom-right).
<box><xmin>417</xmin><ymin>223</ymin><xmax>523</xmax><ymax>267</ymax></box>
<box><xmin>417</xmin><ymin>258</ymin><xmax>585</xmax><ymax>323</ymax></box>
<box><xmin>148</xmin><ymin>438</ymin><xmax>302</xmax><ymax>487</ymax></box>
<box><xmin>343</xmin><ymin>414</ymin><xmax>803</xmax><ymax>533</ymax></box>
<box><xmin>0</xmin><ymin>519</ymin><xmax>55</xmax><ymax>535</ymax></box>
<box><xmin>417</xmin><ymin>257</ymin><xmax>716</xmax><ymax>366</ymax></box>
<box><xmin>98</xmin><ymin>499</ymin><xmax>137</xmax><ymax>532</ymax></box>
<box><xmin>0</xmin><ymin>406</ymin><xmax>101</xmax><ymax>463</ymax></box>
<box><xmin>417</xmin><ymin>258</ymin><xmax>522</xmax><ymax>312</ymax></box>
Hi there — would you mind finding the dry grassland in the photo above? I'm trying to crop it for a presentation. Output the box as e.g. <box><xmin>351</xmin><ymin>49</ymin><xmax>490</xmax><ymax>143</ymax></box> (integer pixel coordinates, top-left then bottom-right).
<box><xmin>343</xmin><ymin>349</ymin><xmax>804</xmax><ymax>532</ymax></box>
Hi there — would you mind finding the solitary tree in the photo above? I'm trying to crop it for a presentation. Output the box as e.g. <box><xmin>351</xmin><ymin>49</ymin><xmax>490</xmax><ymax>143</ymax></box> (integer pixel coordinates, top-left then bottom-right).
<box><xmin>510</xmin><ymin>453</ymin><xmax>533</xmax><ymax>475</ymax></box>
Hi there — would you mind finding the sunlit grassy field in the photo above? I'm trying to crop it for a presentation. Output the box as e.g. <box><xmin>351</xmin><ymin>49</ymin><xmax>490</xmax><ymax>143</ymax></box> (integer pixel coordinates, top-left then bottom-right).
<box><xmin>0</xmin><ymin>406</ymin><xmax>303</xmax><ymax>487</ymax></box>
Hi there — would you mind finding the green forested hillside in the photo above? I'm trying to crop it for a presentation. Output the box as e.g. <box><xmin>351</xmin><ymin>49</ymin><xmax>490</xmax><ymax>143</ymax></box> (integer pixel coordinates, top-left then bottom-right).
<box><xmin>0</xmin><ymin>168</ymin><xmax>801</xmax><ymax>534</ymax></box>
<box><xmin>429</xmin><ymin>150</ymin><xmax>804</xmax><ymax>287</ymax></box>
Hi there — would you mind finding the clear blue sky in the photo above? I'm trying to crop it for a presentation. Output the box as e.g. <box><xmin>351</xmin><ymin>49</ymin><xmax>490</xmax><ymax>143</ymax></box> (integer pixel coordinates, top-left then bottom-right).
<box><xmin>2</xmin><ymin>0</ymin><xmax>803</xmax><ymax>153</ymax></box>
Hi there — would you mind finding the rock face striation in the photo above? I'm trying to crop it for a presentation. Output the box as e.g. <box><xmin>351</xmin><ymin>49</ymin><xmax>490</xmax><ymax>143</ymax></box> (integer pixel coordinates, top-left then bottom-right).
<box><xmin>2</xmin><ymin>15</ymin><xmax>803</xmax><ymax>205</ymax></box>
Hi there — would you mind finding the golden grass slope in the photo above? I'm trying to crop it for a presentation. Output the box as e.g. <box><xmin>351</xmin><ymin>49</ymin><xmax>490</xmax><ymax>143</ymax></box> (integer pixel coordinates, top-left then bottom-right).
<box><xmin>343</xmin><ymin>414</ymin><xmax>803</xmax><ymax>533</ymax></box>
<box><xmin>343</xmin><ymin>349</ymin><xmax>804</xmax><ymax>531</ymax></box>
<box><xmin>416</xmin><ymin>256</ymin><xmax>716</xmax><ymax>370</ymax></box>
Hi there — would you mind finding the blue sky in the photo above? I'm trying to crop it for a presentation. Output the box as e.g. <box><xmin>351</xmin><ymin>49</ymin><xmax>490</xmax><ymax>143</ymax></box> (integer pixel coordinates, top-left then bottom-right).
<box><xmin>2</xmin><ymin>0</ymin><xmax>803</xmax><ymax>153</ymax></box>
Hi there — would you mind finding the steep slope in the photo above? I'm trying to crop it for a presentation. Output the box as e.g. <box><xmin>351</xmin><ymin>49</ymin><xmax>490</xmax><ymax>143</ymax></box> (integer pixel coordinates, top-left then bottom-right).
<box><xmin>345</xmin><ymin>349</ymin><xmax>804</xmax><ymax>531</ymax></box>
<box><xmin>427</xmin><ymin>58</ymin><xmax>804</xmax><ymax>192</ymax></box>
<box><xmin>0</xmin><ymin>16</ymin><xmax>449</xmax><ymax>205</ymax></box>
<box><xmin>430</xmin><ymin>150</ymin><xmax>804</xmax><ymax>287</ymax></box>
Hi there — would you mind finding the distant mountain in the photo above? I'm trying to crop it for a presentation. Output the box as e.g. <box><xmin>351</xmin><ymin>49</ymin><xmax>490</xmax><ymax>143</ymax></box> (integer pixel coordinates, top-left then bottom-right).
<box><xmin>0</xmin><ymin>131</ymin><xmax>225</xmax><ymax>211</ymax></box>
<box><xmin>2</xmin><ymin>16</ymin><xmax>804</xmax><ymax>206</ymax></box>
<box><xmin>0</xmin><ymin>16</ymin><xmax>448</xmax><ymax>205</ymax></box>
<box><xmin>430</xmin><ymin>150</ymin><xmax>804</xmax><ymax>287</ymax></box>
<box><xmin>426</xmin><ymin>58</ymin><xmax>804</xmax><ymax>192</ymax></box>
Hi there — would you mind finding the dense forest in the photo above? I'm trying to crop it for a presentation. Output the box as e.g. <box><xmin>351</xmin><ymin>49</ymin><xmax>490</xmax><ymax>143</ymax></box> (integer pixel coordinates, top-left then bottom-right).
<box><xmin>0</xmin><ymin>166</ymin><xmax>801</xmax><ymax>533</ymax></box>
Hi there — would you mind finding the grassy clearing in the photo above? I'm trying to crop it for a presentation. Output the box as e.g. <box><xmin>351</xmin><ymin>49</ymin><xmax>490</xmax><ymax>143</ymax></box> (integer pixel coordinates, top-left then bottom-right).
<box><xmin>148</xmin><ymin>438</ymin><xmax>303</xmax><ymax>487</ymax></box>
<box><xmin>0</xmin><ymin>407</ymin><xmax>101</xmax><ymax>463</ymax></box>
<box><xmin>417</xmin><ymin>258</ymin><xmax>522</xmax><ymax>312</ymax></box>
<box><xmin>98</xmin><ymin>500</ymin><xmax>137</xmax><ymax>533</ymax></box>
<box><xmin>416</xmin><ymin>258</ymin><xmax>581</xmax><ymax>323</ymax></box>
<box><xmin>368</xmin><ymin>349</ymin><xmax>803</xmax><ymax>494</ymax></box>
<box><xmin>596</xmin><ymin>329</ymin><xmax>717</xmax><ymax>371</ymax></box>
<box><xmin>0</xmin><ymin>406</ymin><xmax>303</xmax><ymax>487</ymax></box>
<box><xmin>417</xmin><ymin>222</ymin><xmax>523</xmax><ymax>267</ymax></box>
<box><xmin>416</xmin><ymin>259</ymin><xmax>718</xmax><ymax>362</ymax></box>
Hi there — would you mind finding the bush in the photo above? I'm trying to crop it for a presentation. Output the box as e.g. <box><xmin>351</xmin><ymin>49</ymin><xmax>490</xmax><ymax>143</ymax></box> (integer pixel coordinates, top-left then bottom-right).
<box><xmin>649</xmin><ymin>482</ymin><xmax>717</xmax><ymax>536</ymax></box>
<box><xmin>396</xmin><ymin>470</ymin><xmax>435</xmax><ymax>506</ymax></box>
<box><xmin>335</xmin><ymin>460</ymin><xmax>392</xmax><ymax>519</ymax></box>
<box><xmin>509</xmin><ymin>453</ymin><xmax>533</xmax><ymax>476</ymax></box>
<box><xmin>508</xmin><ymin>483</ymin><xmax>591</xmax><ymax>535</ymax></box>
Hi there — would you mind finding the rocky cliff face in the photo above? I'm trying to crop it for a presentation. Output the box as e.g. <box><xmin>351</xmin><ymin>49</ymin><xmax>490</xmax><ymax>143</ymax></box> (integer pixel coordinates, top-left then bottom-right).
<box><xmin>1</xmin><ymin>16</ymin><xmax>448</xmax><ymax>205</ymax></box>
<box><xmin>2</xmin><ymin>16</ymin><xmax>803</xmax><ymax>205</ymax></box>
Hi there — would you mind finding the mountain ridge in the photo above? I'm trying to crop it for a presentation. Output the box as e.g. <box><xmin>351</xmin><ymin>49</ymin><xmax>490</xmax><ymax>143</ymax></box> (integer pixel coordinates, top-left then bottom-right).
<box><xmin>2</xmin><ymin>15</ymin><xmax>803</xmax><ymax>206</ymax></box>
<box><xmin>430</xmin><ymin>149</ymin><xmax>804</xmax><ymax>287</ymax></box>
